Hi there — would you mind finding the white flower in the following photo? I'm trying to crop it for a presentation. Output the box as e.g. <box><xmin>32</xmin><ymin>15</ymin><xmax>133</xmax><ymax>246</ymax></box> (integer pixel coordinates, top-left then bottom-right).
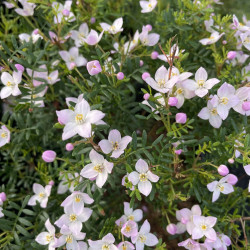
<box><xmin>142</xmin><ymin>93</ymin><xmax>165</xmax><ymax>114</ymax></box>
<box><xmin>80</xmin><ymin>150</ymin><xmax>113</xmax><ymax>188</ymax></box>
<box><xmin>26</xmin><ymin>65</ymin><xmax>48</xmax><ymax>87</ymax></box>
<box><xmin>15</xmin><ymin>0</ymin><xmax>36</xmax><ymax>16</ymax></box>
<box><xmin>128</xmin><ymin>159</ymin><xmax>159</xmax><ymax>196</ymax></box>
<box><xmin>243</xmin><ymin>165</ymin><xmax>250</xmax><ymax>192</ymax></box>
<box><xmin>35</xmin><ymin>219</ymin><xmax>56</xmax><ymax>250</ymax></box>
<box><xmin>131</xmin><ymin>220</ymin><xmax>158</xmax><ymax>249</ymax></box>
<box><xmin>0</xmin><ymin>125</ymin><xmax>10</xmax><ymax>148</ymax></box>
<box><xmin>88</xmin><ymin>233</ymin><xmax>118</xmax><ymax>250</ymax></box>
<box><xmin>0</xmin><ymin>207</ymin><xmax>3</xmax><ymax>218</ymax></box>
<box><xmin>139</xmin><ymin>0</ymin><xmax>157</xmax><ymax>13</ymax></box>
<box><xmin>59</xmin><ymin>47</ymin><xmax>87</xmax><ymax>70</ymax></box>
<box><xmin>28</xmin><ymin>183</ymin><xmax>51</xmax><ymax>208</ymax></box>
<box><xmin>240</xmin><ymin>32</ymin><xmax>250</xmax><ymax>51</ymax></box>
<box><xmin>100</xmin><ymin>17</ymin><xmax>123</xmax><ymax>35</ymax></box>
<box><xmin>83</xmin><ymin>29</ymin><xmax>104</xmax><ymax>46</ymax></box>
<box><xmin>139</xmin><ymin>26</ymin><xmax>160</xmax><ymax>46</ymax></box>
<box><xmin>3</xmin><ymin>1</ymin><xmax>16</xmax><ymax>9</ymax></box>
<box><xmin>207</xmin><ymin>175</ymin><xmax>234</xmax><ymax>202</ymax></box>
<box><xmin>174</xmin><ymin>82</ymin><xmax>195</xmax><ymax>109</ymax></box>
<box><xmin>19</xmin><ymin>29</ymin><xmax>43</xmax><ymax>43</ymax></box>
<box><xmin>199</xmin><ymin>31</ymin><xmax>224</xmax><ymax>45</ymax></box>
<box><xmin>0</xmin><ymin>71</ymin><xmax>22</xmax><ymax>99</ymax></box>
<box><xmin>124</xmin><ymin>30</ymin><xmax>140</xmax><ymax>53</ymax></box>
<box><xmin>182</xmin><ymin>67</ymin><xmax>219</xmax><ymax>97</ymax></box>
<box><xmin>98</xmin><ymin>129</ymin><xmax>132</xmax><ymax>158</ymax></box>
<box><xmin>52</xmin><ymin>1</ymin><xmax>75</xmax><ymax>24</ymax></box>
<box><xmin>157</xmin><ymin>44</ymin><xmax>183</xmax><ymax>62</ymax></box>
<box><xmin>71</xmin><ymin>23</ymin><xmax>89</xmax><ymax>47</ymax></box>
<box><xmin>46</xmin><ymin>70</ymin><xmax>60</xmax><ymax>85</ymax></box>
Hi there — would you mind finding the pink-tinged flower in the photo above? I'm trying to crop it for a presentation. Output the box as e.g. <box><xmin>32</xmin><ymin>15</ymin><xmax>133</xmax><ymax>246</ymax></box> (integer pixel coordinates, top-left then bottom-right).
<box><xmin>116</xmin><ymin>202</ymin><xmax>143</xmax><ymax>227</ymax></box>
<box><xmin>207</xmin><ymin>176</ymin><xmax>234</xmax><ymax>202</ymax></box>
<box><xmin>198</xmin><ymin>100</ymin><xmax>222</xmax><ymax>128</ymax></box>
<box><xmin>226</xmin><ymin>174</ymin><xmax>238</xmax><ymax>185</ymax></box>
<box><xmin>209</xmin><ymin>233</ymin><xmax>231</xmax><ymax>249</ymax></box>
<box><xmin>54</xmin><ymin>225</ymin><xmax>86</xmax><ymax>249</ymax></box>
<box><xmin>0</xmin><ymin>125</ymin><xmax>10</xmax><ymax>148</ymax></box>
<box><xmin>143</xmin><ymin>93</ymin><xmax>150</xmax><ymax>100</ymax></box>
<box><xmin>90</xmin><ymin>17</ymin><xmax>96</xmax><ymax>24</ymax></box>
<box><xmin>243</xmin><ymin>165</ymin><xmax>250</xmax><ymax>192</ymax></box>
<box><xmin>230</xmin><ymin>51</ymin><xmax>249</xmax><ymax>66</ymax></box>
<box><xmin>21</xmin><ymin>86</ymin><xmax>48</xmax><ymax>107</ymax></box>
<box><xmin>204</xmin><ymin>17</ymin><xmax>218</xmax><ymax>33</ymax></box>
<box><xmin>121</xmin><ymin>220</ymin><xmax>138</xmax><ymax>238</ymax></box>
<box><xmin>227</xmin><ymin>51</ymin><xmax>237</xmax><ymax>60</ymax></box>
<box><xmin>49</xmin><ymin>180</ymin><xmax>54</xmax><ymax>186</ymax></box>
<box><xmin>158</xmin><ymin>44</ymin><xmax>184</xmax><ymax>62</ymax></box>
<box><xmin>240</xmin><ymin>32</ymin><xmax>250</xmax><ymax>51</ymax></box>
<box><xmin>49</xmin><ymin>31</ymin><xmax>67</xmax><ymax>44</ymax></box>
<box><xmin>57</xmin><ymin>173</ymin><xmax>81</xmax><ymax>194</ymax></box>
<box><xmin>87</xmin><ymin>60</ymin><xmax>102</xmax><ymax>76</ymax></box>
<box><xmin>124</xmin><ymin>30</ymin><xmax>140</xmax><ymax>53</ymax></box>
<box><xmin>199</xmin><ymin>31</ymin><xmax>224</xmax><ymax>45</ymax></box>
<box><xmin>66</xmin><ymin>143</ymin><xmax>74</xmax><ymax>151</ymax></box>
<box><xmin>99</xmin><ymin>129</ymin><xmax>132</xmax><ymax>158</ymax></box>
<box><xmin>139</xmin><ymin>26</ymin><xmax>160</xmax><ymax>46</ymax></box>
<box><xmin>80</xmin><ymin>150</ymin><xmax>113</xmax><ymax>188</ymax></box>
<box><xmin>178</xmin><ymin>238</ymin><xmax>200</xmax><ymax>250</ymax></box>
<box><xmin>228</xmin><ymin>158</ymin><xmax>234</xmax><ymax>164</ymax></box>
<box><xmin>232</xmin><ymin>15</ymin><xmax>250</xmax><ymax>32</ymax></box>
<box><xmin>140</xmin><ymin>0</ymin><xmax>157</xmax><ymax>13</ymax></box>
<box><xmin>26</xmin><ymin>65</ymin><xmax>48</xmax><ymax>87</ymax></box>
<box><xmin>192</xmin><ymin>215</ymin><xmax>217</xmax><ymax>241</ymax></box>
<box><xmin>3</xmin><ymin>1</ymin><xmax>16</xmax><ymax>9</ymax></box>
<box><xmin>55</xmin><ymin>205</ymin><xmax>92</xmax><ymax>234</ymax></box>
<box><xmin>15</xmin><ymin>64</ymin><xmax>24</xmax><ymax>72</ymax></box>
<box><xmin>28</xmin><ymin>183</ymin><xmax>51</xmax><ymax>208</ymax></box>
<box><xmin>146</xmin><ymin>24</ymin><xmax>153</xmax><ymax>31</ymax></box>
<box><xmin>47</xmin><ymin>70</ymin><xmax>60</xmax><ymax>85</ymax></box>
<box><xmin>52</xmin><ymin>1</ymin><xmax>75</xmax><ymax>24</ymax></box>
<box><xmin>0</xmin><ymin>71</ymin><xmax>22</xmax><ymax>99</ymax></box>
<box><xmin>15</xmin><ymin>0</ymin><xmax>36</xmax><ymax>16</ymax></box>
<box><xmin>140</xmin><ymin>60</ymin><xmax>144</xmax><ymax>66</ymax></box>
<box><xmin>100</xmin><ymin>17</ymin><xmax>123</xmax><ymax>34</ymax></box>
<box><xmin>59</xmin><ymin>47</ymin><xmax>87</xmax><ymax>70</ymax></box>
<box><xmin>71</xmin><ymin>23</ymin><xmax>89</xmax><ymax>47</ymax></box>
<box><xmin>35</xmin><ymin>219</ymin><xmax>56</xmax><ymax>249</ymax></box>
<box><xmin>65</xmin><ymin>94</ymin><xmax>84</xmax><ymax>108</ymax></box>
<box><xmin>83</xmin><ymin>29</ymin><xmax>104</xmax><ymax>45</ymax></box>
<box><xmin>145</xmin><ymin>66</ymin><xmax>178</xmax><ymax>93</ymax></box>
<box><xmin>117</xmin><ymin>241</ymin><xmax>135</xmax><ymax>250</ymax></box>
<box><xmin>88</xmin><ymin>233</ymin><xmax>118</xmax><ymax>250</ymax></box>
<box><xmin>19</xmin><ymin>29</ymin><xmax>43</xmax><ymax>43</ymax></box>
<box><xmin>131</xmin><ymin>220</ymin><xmax>158</xmax><ymax>249</ymax></box>
<box><xmin>128</xmin><ymin>159</ymin><xmax>159</xmax><ymax>196</ymax></box>
<box><xmin>166</xmin><ymin>224</ymin><xmax>177</xmax><ymax>235</ymax></box>
<box><xmin>62</xmin><ymin>9</ymin><xmax>70</xmax><ymax>16</ymax></box>
<box><xmin>218</xmin><ymin>165</ymin><xmax>229</xmax><ymax>176</ymax></box>
<box><xmin>176</xmin><ymin>113</ymin><xmax>187</xmax><ymax>124</ymax></box>
<box><xmin>61</xmin><ymin>191</ymin><xmax>94</xmax><ymax>212</ymax></box>
<box><xmin>210</xmin><ymin>83</ymin><xmax>239</xmax><ymax>120</ymax></box>
<box><xmin>233</xmin><ymin>87</ymin><xmax>250</xmax><ymax>116</ymax></box>
<box><xmin>175</xmin><ymin>149</ymin><xmax>182</xmax><ymax>155</ymax></box>
<box><xmin>0</xmin><ymin>192</ymin><xmax>6</xmax><ymax>203</ymax></box>
<box><xmin>56</xmin><ymin>98</ymin><xmax>105</xmax><ymax>140</ymax></box>
<box><xmin>42</xmin><ymin>150</ymin><xmax>56</xmax><ymax>163</ymax></box>
<box><xmin>182</xmin><ymin>67</ymin><xmax>219</xmax><ymax>97</ymax></box>
<box><xmin>168</xmin><ymin>97</ymin><xmax>178</xmax><ymax>106</ymax></box>
<box><xmin>142</xmin><ymin>72</ymin><xmax>150</xmax><ymax>81</ymax></box>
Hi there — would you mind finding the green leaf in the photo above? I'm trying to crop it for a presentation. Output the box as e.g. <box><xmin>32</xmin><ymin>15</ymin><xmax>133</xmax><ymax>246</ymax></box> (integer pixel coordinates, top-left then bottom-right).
<box><xmin>152</xmin><ymin>134</ymin><xmax>164</xmax><ymax>147</ymax></box>
<box><xmin>131</xmin><ymin>131</ymin><xmax>137</xmax><ymax>150</ymax></box>
<box><xmin>142</xmin><ymin>130</ymin><xmax>147</xmax><ymax>147</ymax></box>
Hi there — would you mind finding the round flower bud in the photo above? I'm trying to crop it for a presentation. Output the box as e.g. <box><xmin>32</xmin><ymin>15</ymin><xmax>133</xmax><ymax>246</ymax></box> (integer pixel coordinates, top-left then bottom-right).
<box><xmin>242</xmin><ymin>101</ymin><xmax>250</xmax><ymax>111</ymax></box>
<box><xmin>227</xmin><ymin>51</ymin><xmax>237</xmax><ymax>60</ymax></box>
<box><xmin>70</xmin><ymin>62</ymin><xmax>76</xmax><ymax>69</ymax></box>
<box><xmin>218</xmin><ymin>165</ymin><xmax>229</xmax><ymax>176</ymax></box>
<box><xmin>227</xmin><ymin>174</ymin><xmax>238</xmax><ymax>185</ymax></box>
<box><xmin>117</xmin><ymin>72</ymin><xmax>124</xmax><ymax>80</ymax></box>
<box><xmin>0</xmin><ymin>192</ymin><xmax>7</xmax><ymax>202</ymax></box>
<box><xmin>66</xmin><ymin>143</ymin><xmax>74</xmax><ymax>151</ymax></box>
<box><xmin>168</xmin><ymin>97</ymin><xmax>178</xmax><ymax>106</ymax></box>
<box><xmin>62</xmin><ymin>9</ymin><xmax>70</xmax><ymax>16</ymax></box>
<box><xmin>143</xmin><ymin>93</ymin><xmax>150</xmax><ymax>100</ymax></box>
<box><xmin>87</xmin><ymin>60</ymin><xmax>102</xmax><ymax>75</ymax></box>
<box><xmin>90</xmin><ymin>17</ymin><xmax>96</xmax><ymax>24</ymax></box>
<box><xmin>146</xmin><ymin>24</ymin><xmax>152</xmax><ymax>32</ymax></box>
<box><xmin>167</xmin><ymin>224</ymin><xmax>177</xmax><ymax>235</ymax></box>
<box><xmin>228</xmin><ymin>158</ymin><xmax>234</xmax><ymax>164</ymax></box>
<box><xmin>175</xmin><ymin>149</ymin><xmax>182</xmax><ymax>155</ymax></box>
<box><xmin>151</xmin><ymin>51</ymin><xmax>159</xmax><ymax>60</ymax></box>
<box><xmin>222</xmin><ymin>40</ymin><xmax>227</xmax><ymax>45</ymax></box>
<box><xmin>33</xmin><ymin>29</ymin><xmax>39</xmax><ymax>35</ymax></box>
<box><xmin>142</xmin><ymin>72</ymin><xmax>150</xmax><ymax>81</ymax></box>
<box><xmin>176</xmin><ymin>113</ymin><xmax>187</xmax><ymax>124</ymax></box>
<box><xmin>211</xmin><ymin>13</ymin><xmax>215</xmax><ymax>16</ymax></box>
<box><xmin>140</xmin><ymin>60</ymin><xmax>144</xmax><ymax>67</ymax></box>
<box><xmin>49</xmin><ymin>180</ymin><xmax>55</xmax><ymax>186</ymax></box>
<box><xmin>42</xmin><ymin>150</ymin><xmax>56</xmax><ymax>163</ymax></box>
<box><xmin>15</xmin><ymin>64</ymin><xmax>24</xmax><ymax>72</ymax></box>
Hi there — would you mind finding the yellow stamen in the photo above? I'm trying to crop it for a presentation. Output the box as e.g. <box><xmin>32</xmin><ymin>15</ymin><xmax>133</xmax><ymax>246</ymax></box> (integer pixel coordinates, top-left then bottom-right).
<box><xmin>75</xmin><ymin>114</ymin><xmax>84</xmax><ymax>124</ymax></box>
<box><xmin>69</xmin><ymin>214</ymin><xmax>77</xmax><ymax>222</ymax></box>
<box><xmin>139</xmin><ymin>173</ymin><xmax>148</xmax><ymax>182</ymax></box>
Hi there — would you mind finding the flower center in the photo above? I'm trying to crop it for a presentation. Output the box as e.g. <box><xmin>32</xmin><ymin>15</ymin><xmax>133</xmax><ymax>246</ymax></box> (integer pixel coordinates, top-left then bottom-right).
<box><xmin>220</xmin><ymin>97</ymin><xmax>229</xmax><ymax>105</ymax></box>
<box><xmin>39</xmin><ymin>192</ymin><xmax>45</xmax><ymax>198</ymax></box>
<box><xmin>148</xmin><ymin>3</ymin><xmax>152</xmax><ymax>8</ymax></box>
<box><xmin>139</xmin><ymin>235</ymin><xmax>146</xmax><ymax>243</ymax></box>
<box><xmin>125</xmin><ymin>225</ymin><xmax>131</xmax><ymax>232</ymax></box>
<box><xmin>6</xmin><ymin>81</ymin><xmax>14</xmax><ymax>87</ymax></box>
<box><xmin>94</xmin><ymin>164</ymin><xmax>104</xmax><ymax>173</ymax></box>
<box><xmin>66</xmin><ymin>235</ymin><xmax>73</xmax><ymax>243</ymax></box>
<box><xmin>102</xmin><ymin>245</ymin><xmax>110</xmax><ymax>250</ymax></box>
<box><xmin>217</xmin><ymin>184</ymin><xmax>224</xmax><ymax>192</ymax></box>
<box><xmin>69</xmin><ymin>213</ymin><xmax>77</xmax><ymax>222</ymax></box>
<box><xmin>128</xmin><ymin>215</ymin><xmax>134</xmax><ymax>221</ymax></box>
<box><xmin>75</xmin><ymin>114</ymin><xmax>84</xmax><ymax>124</ymax></box>
<box><xmin>48</xmin><ymin>77</ymin><xmax>51</xmax><ymax>80</ymax></box>
<box><xmin>200</xmin><ymin>224</ymin><xmax>207</xmax><ymax>230</ymax></box>
<box><xmin>112</xmin><ymin>141</ymin><xmax>119</xmax><ymax>150</ymax></box>
<box><xmin>110</xmin><ymin>25</ymin><xmax>116</xmax><ymax>32</ymax></box>
<box><xmin>1</xmin><ymin>131</ymin><xmax>7</xmax><ymax>138</ymax></box>
<box><xmin>209</xmin><ymin>36</ymin><xmax>215</xmax><ymax>40</ymax></box>
<box><xmin>139</xmin><ymin>173</ymin><xmax>148</xmax><ymax>182</ymax></box>
<box><xmin>244</xmin><ymin>38</ymin><xmax>250</xmax><ymax>43</ymax></box>
<box><xmin>75</xmin><ymin>195</ymin><xmax>81</xmax><ymax>203</ymax></box>
<box><xmin>210</xmin><ymin>108</ymin><xmax>218</xmax><ymax>115</ymax></box>
<box><xmin>197</xmin><ymin>79</ymin><xmax>205</xmax><ymax>87</ymax></box>
<box><xmin>176</xmin><ymin>88</ymin><xmax>183</xmax><ymax>95</ymax></box>
<box><xmin>122</xmin><ymin>245</ymin><xmax>127</xmax><ymax>250</ymax></box>
<box><xmin>46</xmin><ymin>234</ymin><xmax>53</xmax><ymax>242</ymax></box>
<box><xmin>157</xmin><ymin>79</ymin><xmax>166</xmax><ymax>88</ymax></box>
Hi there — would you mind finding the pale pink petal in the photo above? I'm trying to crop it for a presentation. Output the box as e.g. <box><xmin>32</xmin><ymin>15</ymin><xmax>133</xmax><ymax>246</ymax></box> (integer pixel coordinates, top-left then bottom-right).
<box><xmin>108</xmin><ymin>129</ymin><xmax>121</xmax><ymax>143</ymax></box>
<box><xmin>140</xmin><ymin>220</ymin><xmax>150</xmax><ymax>234</ymax></box>
<box><xmin>195</xmin><ymin>88</ymin><xmax>208</xmax><ymax>97</ymax></box>
<box><xmin>145</xmin><ymin>233</ymin><xmax>158</xmax><ymax>246</ymax></box>
<box><xmin>195</xmin><ymin>67</ymin><xmax>207</xmax><ymax>82</ymax></box>
<box><xmin>198</xmin><ymin>107</ymin><xmax>210</xmax><ymax>120</ymax></box>
<box><xmin>204</xmin><ymin>78</ymin><xmax>220</xmax><ymax>89</ymax></box>
<box><xmin>128</xmin><ymin>172</ymin><xmax>140</xmax><ymax>185</ymax></box>
<box><xmin>135</xmin><ymin>159</ymin><xmax>148</xmax><ymax>173</ymax></box>
<box><xmin>86</xmin><ymin>110</ymin><xmax>105</xmax><ymax>124</ymax></box>
<box><xmin>99</xmin><ymin>139</ymin><xmax>112</xmax><ymax>154</ymax></box>
<box><xmin>119</xmin><ymin>136</ymin><xmax>132</xmax><ymax>150</ymax></box>
<box><xmin>204</xmin><ymin>228</ymin><xmax>217</xmax><ymax>241</ymax></box>
<box><xmin>96</xmin><ymin>171</ymin><xmax>108</xmax><ymax>188</ymax></box>
<box><xmin>212</xmin><ymin>189</ymin><xmax>220</xmax><ymax>202</ymax></box>
<box><xmin>89</xmin><ymin>149</ymin><xmax>104</xmax><ymax>164</ymax></box>
<box><xmin>138</xmin><ymin>180</ymin><xmax>152</xmax><ymax>196</ymax></box>
<box><xmin>147</xmin><ymin>171</ymin><xmax>159</xmax><ymax>182</ymax></box>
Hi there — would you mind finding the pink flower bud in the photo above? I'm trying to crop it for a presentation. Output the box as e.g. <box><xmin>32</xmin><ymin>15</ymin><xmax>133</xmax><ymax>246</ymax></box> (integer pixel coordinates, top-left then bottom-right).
<box><xmin>42</xmin><ymin>150</ymin><xmax>56</xmax><ymax>163</ymax></box>
<box><xmin>0</xmin><ymin>192</ymin><xmax>7</xmax><ymax>202</ymax></box>
<box><xmin>90</xmin><ymin>17</ymin><xmax>96</xmax><ymax>24</ymax></box>
<box><xmin>143</xmin><ymin>93</ymin><xmax>150</xmax><ymax>100</ymax></box>
<box><xmin>140</xmin><ymin>60</ymin><xmax>144</xmax><ymax>67</ymax></box>
<box><xmin>142</xmin><ymin>72</ymin><xmax>150</xmax><ymax>81</ymax></box>
<box><xmin>228</xmin><ymin>158</ymin><xmax>234</xmax><ymax>164</ymax></box>
<box><xmin>49</xmin><ymin>180</ymin><xmax>54</xmax><ymax>186</ymax></box>
<box><xmin>227</xmin><ymin>174</ymin><xmax>238</xmax><ymax>185</ymax></box>
<box><xmin>117</xmin><ymin>72</ymin><xmax>124</xmax><ymax>80</ymax></box>
<box><xmin>151</xmin><ymin>51</ymin><xmax>159</xmax><ymax>59</ymax></box>
<box><xmin>146</xmin><ymin>24</ymin><xmax>152</xmax><ymax>32</ymax></box>
<box><xmin>218</xmin><ymin>165</ymin><xmax>229</xmax><ymax>176</ymax></box>
<box><xmin>89</xmin><ymin>177</ymin><xmax>97</xmax><ymax>181</ymax></box>
<box><xmin>66</xmin><ymin>143</ymin><xmax>74</xmax><ymax>151</ymax></box>
<box><xmin>222</xmin><ymin>40</ymin><xmax>227</xmax><ymax>45</ymax></box>
<box><xmin>211</xmin><ymin>13</ymin><xmax>215</xmax><ymax>16</ymax></box>
<box><xmin>33</xmin><ymin>29</ymin><xmax>39</xmax><ymax>35</ymax></box>
<box><xmin>242</xmin><ymin>101</ymin><xmax>250</xmax><ymax>111</ymax></box>
<box><xmin>166</xmin><ymin>224</ymin><xmax>177</xmax><ymax>235</ymax></box>
<box><xmin>62</xmin><ymin>9</ymin><xmax>70</xmax><ymax>16</ymax></box>
<box><xmin>175</xmin><ymin>149</ymin><xmax>182</xmax><ymax>155</ymax></box>
<box><xmin>227</xmin><ymin>51</ymin><xmax>237</xmax><ymax>60</ymax></box>
<box><xmin>58</xmin><ymin>117</ymin><xmax>64</xmax><ymax>125</ymax></box>
<box><xmin>70</xmin><ymin>62</ymin><xmax>76</xmax><ymax>69</ymax></box>
<box><xmin>168</xmin><ymin>97</ymin><xmax>178</xmax><ymax>106</ymax></box>
<box><xmin>15</xmin><ymin>64</ymin><xmax>24</xmax><ymax>72</ymax></box>
<box><xmin>87</xmin><ymin>60</ymin><xmax>102</xmax><ymax>75</ymax></box>
<box><xmin>176</xmin><ymin>113</ymin><xmax>187</xmax><ymax>124</ymax></box>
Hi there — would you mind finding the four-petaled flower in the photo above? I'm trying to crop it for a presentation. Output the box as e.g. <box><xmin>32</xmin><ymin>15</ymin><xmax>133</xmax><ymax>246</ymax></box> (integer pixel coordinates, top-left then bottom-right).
<box><xmin>0</xmin><ymin>125</ymin><xmax>10</xmax><ymax>148</ymax></box>
<box><xmin>88</xmin><ymin>233</ymin><xmax>118</xmax><ymax>250</ymax></box>
<box><xmin>28</xmin><ymin>183</ymin><xmax>51</xmax><ymax>208</ymax></box>
<box><xmin>100</xmin><ymin>17</ymin><xmax>123</xmax><ymax>35</ymax></box>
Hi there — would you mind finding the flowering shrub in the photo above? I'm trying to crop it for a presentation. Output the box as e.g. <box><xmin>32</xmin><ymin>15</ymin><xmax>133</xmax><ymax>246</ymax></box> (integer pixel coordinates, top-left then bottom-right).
<box><xmin>0</xmin><ymin>0</ymin><xmax>250</xmax><ymax>249</ymax></box>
